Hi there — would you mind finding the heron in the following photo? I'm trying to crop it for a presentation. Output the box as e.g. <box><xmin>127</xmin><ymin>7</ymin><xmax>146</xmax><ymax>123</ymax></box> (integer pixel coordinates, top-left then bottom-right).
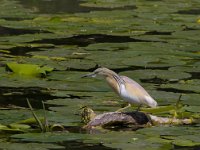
<box><xmin>82</xmin><ymin>67</ymin><xmax>157</xmax><ymax>111</ymax></box>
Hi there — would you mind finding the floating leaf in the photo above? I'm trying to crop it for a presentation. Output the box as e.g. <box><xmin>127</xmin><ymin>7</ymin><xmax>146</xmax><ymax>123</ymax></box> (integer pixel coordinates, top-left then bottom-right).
<box><xmin>0</xmin><ymin>123</ymin><xmax>25</xmax><ymax>134</ymax></box>
<box><xmin>160</xmin><ymin>83</ymin><xmax>200</xmax><ymax>93</ymax></box>
<box><xmin>173</xmin><ymin>139</ymin><xmax>200</xmax><ymax>147</ymax></box>
<box><xmin>184</xmin><ymin>106</ymin><xmax>200</xmax><ymax>113</ymax></box>
<box><xmin>164</xmin><ymin>134</ymin><xmax>200</xmax><ymax>147</ymax></box>
<box><xmin>17</xmin><ymin>117</ymin><xmax>44</xmax><ymax>125</ymax></box>
<box><xmin>0</xmin><ymin>124</ymin><xmax>8</xmax><ymax>130</ymax></box>
<box><xmin>6</xmin><ymin>62</ymin><xmax>54</xmax><ymax>77</ymax></box>
<box><xmin>11</xmin><ymin>132</ymin><xmax>89</xmax><ymax>143</ymax></box>
<box><xmin>8</xmin><ymin>123</ymin><xmax>31</xmax><ymax>130</ymax></box>
<box><xmin>122</xmin><ymin>69</ymin><xmax>191</xmax><ymax>81</ymax></box>
<box><xmin>0</xmin><ymin>142</ymin><xmax>64</xmax><ymax>150</ymax></box>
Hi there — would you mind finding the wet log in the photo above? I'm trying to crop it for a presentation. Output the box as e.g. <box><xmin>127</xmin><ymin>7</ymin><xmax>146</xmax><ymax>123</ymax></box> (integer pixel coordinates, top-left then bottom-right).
<box><xmin>83</xmin><ymin>111</ymin><xmax>194</xmax><ymax>129</ymax></box>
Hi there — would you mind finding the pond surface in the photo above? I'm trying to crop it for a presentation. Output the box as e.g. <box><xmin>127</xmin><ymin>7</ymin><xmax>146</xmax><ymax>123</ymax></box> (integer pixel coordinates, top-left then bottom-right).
<box><xmin>0</xmin><ymin>0</ymin><xmax>200</xmax><ymax>150</ymax></box>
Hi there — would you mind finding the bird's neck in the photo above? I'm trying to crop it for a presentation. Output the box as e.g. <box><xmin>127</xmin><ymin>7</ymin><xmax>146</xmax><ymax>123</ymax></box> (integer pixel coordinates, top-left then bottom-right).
<box><xmin>105</xmin><ymin>74</ymin><xmax>124</xmax><ymax>95</ymax></box>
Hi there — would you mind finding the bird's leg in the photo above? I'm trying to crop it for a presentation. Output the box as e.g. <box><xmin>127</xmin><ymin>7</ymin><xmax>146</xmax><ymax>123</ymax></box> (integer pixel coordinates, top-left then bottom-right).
<box><xmin>136</xmin><ymin>104</ymin><xmax>142</xmax><ymax>112</ymax></box>
<box><xmin>116</xmin><ymin>103</ymin><xmax>131</xmax><ymax>112</ymax></box>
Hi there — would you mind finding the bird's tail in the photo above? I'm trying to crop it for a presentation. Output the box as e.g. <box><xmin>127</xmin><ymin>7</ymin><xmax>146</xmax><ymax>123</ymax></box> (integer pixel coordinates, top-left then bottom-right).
<box><xmin>145</xmin><ymin>96</ymin><xmax>158</xmax><ymax>108</ymax></box>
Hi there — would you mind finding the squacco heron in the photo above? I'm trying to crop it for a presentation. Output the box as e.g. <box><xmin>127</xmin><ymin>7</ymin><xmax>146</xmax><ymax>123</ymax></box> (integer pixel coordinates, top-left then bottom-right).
<box><xmin>82</xmin><ymin>67</ymin><xmax>157</xmax><ymax>111</ymax></box>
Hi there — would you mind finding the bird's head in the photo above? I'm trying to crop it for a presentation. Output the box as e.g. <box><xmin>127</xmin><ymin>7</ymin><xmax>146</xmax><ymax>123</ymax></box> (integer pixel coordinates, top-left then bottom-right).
<box><xmin>82</xmin><ymin>67</ymin><xmax>116</xmax><ymax>78</ymax></box>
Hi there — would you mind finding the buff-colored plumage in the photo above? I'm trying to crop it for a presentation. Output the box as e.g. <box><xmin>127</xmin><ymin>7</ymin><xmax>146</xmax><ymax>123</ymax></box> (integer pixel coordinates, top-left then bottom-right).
<box><xmin>82</xmin><ymin>67</ymin><xmax>157</xmax><ymax>109</ymax></box>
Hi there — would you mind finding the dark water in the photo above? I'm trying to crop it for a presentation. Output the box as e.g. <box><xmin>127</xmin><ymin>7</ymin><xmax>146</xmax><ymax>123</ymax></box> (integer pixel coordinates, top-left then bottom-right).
<box><xmin>0</xmin><ymin>26</ymin><xmax>49</xmax><ymax>36</ymax></box>
<box><xmin>60</xmin><ymin>141</ymin><xmax>116</xmax><ymax>150</ymax></box>
<box><xmin>29</xmin><ymin>34</ymin><xmax>151</xmax><ymax>47</ymax></box>
<box><xmin>18</xmin><ymin>0</ymin><xmax>136</xmax><ymax>14</ymax></box>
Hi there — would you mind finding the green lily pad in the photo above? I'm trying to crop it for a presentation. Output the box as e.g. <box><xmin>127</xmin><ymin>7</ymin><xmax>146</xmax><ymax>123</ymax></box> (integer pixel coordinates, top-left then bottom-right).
<box><xmin>0</xmin><ymin>0</ymin><xmax>35</xmax><ymax>19</ymax></box>
<box><xmin>121</xmin><ymin>69</ymin><xmax>191</xmax><ymax>81</ymax></box>
<box><xmin>80</xmin><ymin>0</ymin><xmax>136</xmax><ymax>8</ymax></box>
<box><xmin>0</xmin><ymin>110</ymin><xmax>33</xmax><ymax>125</ymax></box>
<box><xmin>0</xmin><ymin>123</ymin><xmax>25</xmax><ymax>134</ymax></box>
<box><xmin>184</xmin><ymin>106</ymin><xmax>200</xmax><ymax>113</ymax></box>
<box><xmin>17</xmin><ymin>117</ymin><xmax>45</xmax><ymax>125</ymax></box>
<box><xmin>0</xmin><ymin>142</ymin><xmax>64</xmax><ymax>150</ymax></box>
<box><xmin>160</xmin><ymin>83</ymin><xmax>200</xmax><ymax>93</ymax></box>
<box><xmin>11</xmin><ymin>132</ymin><xmax>89</xmax><ymax>143</ymax></box>
<box><xmin>88</xmin><ymin>131</ymin><xmax>172</xmax><ymax>150</ymax></box>
<box><xmin>173</xmin><ymin>139</ymin><xmax>200</xmax><ymax>147</ymax></box>
<box><xmin>181</xmin><ymin>94</ymin><xmax>200</xmax><ymax>106</ymax></box>
<box><xmin>163</xmin><ymin>134</ymin><xmax>200</xmax><ymax>147</ymax></box>
<box><xmin>149</xmin><ymin>90</ymin><xmax>181</xmax><ymax>105</ymax></box>
<box><xmin>8</xmin><ymin>123</ymin><xmax>31</xmax><ymax>130</ymax></box>
<box><xmin>6</xmin><ymin>62</ymin><xmax>54</xmax><ymax>77</ymax></box>
<box><xmin>122</xmin><ymin>55</ymin><xmax>186</xmax><ymax>68</ymax></box>
<box><xmin>169</xmin><ymin>66</ymin><xmax>200</xmax><ymax>73</ymax></box>
<box><xmin>137</xmin><ymin>126</ymin><xmax>200</xmax><ymax>137</ymax></box>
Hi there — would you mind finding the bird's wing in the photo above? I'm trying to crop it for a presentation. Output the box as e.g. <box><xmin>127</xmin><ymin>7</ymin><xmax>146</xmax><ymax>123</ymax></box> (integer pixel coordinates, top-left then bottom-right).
<box><xmin>120</xmin><ymin>76</ymin><xmax>157</xmax><ymax>107</ymax></box>
<box><xmin>120</xmin><ymin>76</ymin><xmax>149</xmax><ymax>95</ymax></box>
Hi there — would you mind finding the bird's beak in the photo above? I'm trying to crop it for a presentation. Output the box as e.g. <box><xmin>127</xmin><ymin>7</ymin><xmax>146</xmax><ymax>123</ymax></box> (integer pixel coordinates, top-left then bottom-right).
<box><xmin>81</xmin><ymin>72</ymin><xmax>96</xmax><ymax>78</ymax></box>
